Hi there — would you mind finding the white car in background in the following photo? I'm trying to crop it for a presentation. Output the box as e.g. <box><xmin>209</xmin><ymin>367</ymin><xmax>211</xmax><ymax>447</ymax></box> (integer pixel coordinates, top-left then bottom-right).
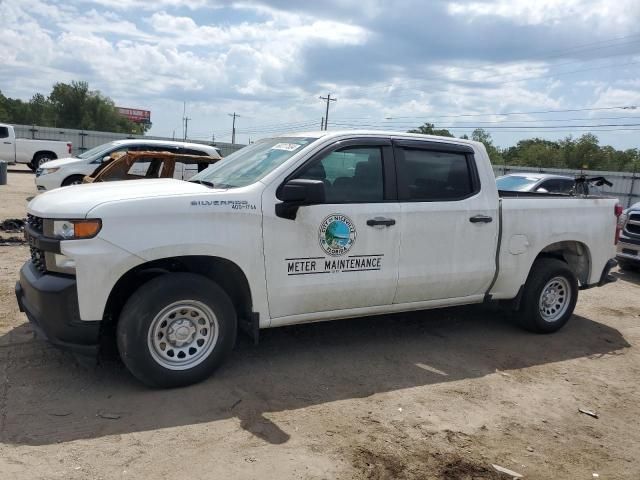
<box><xmin>36</xmin><ymin>139</ymin><xmax>221</xmax><ymax>191</ymax></box>
<box><xmin>496</xmin><ymin>173</ymin><xmax>576</xmax><ymax>194</ymax></box>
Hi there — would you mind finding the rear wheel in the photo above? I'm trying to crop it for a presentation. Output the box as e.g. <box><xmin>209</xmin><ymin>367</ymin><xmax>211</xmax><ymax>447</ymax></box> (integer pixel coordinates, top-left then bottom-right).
<box><xmin>516</xmin><ymin>258</ymin><xmax>578</xmax><ymax>333</ymax></box>
<box><xmin>117</xmin><ymin>273</ymin><xmax>237</xmax><ymax>388</ymax></box>
<box><xmin>61</xmin><ymin>175</ymin><xmax>85</xmax><ymax>186</ymax></box>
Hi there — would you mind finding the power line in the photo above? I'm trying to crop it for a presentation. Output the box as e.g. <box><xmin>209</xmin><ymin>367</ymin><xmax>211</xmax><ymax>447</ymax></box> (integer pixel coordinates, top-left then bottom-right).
<box><xmin>332</xmin><ymin>122</ymin><xmax>640</xmax><ymax>129</ymax></box>
<box><xmin>353</xmin><ymin>115</ymin><xmax>640</xmax><ymax>126</ymax></box>
<box><xmin>335</xmin><ymin>105</ymin><xmax>638</xmax><ymax>121</ymax></box>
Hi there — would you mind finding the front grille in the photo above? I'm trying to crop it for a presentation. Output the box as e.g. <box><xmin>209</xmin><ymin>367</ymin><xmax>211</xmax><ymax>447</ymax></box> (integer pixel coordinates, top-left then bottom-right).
<box><xmin>625</xmin><ymin>212</ymin><xmax>640</xmax><ymax>237</ymax></box>
<box><xmin>30</xmin><ymin>246</ymin><xmax>47</xmax><ymax>274</ymax></box>
<box><xmin>27</xmin><ymin>214</ymin><xmax>43</xmax><ymax>233</ymax></box>
<box><xmin>26</xmin><ymin>215</ymin><xmax>47</xmax><ymax>273</ymax></box>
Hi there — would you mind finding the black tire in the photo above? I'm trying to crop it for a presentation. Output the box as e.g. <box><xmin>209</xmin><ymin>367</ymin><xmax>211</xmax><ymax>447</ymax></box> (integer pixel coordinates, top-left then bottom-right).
<box><xmin>516</xmin><ymin>257</ymin><xmax>578</xmax><ymax>333</ymax></box>
<box><xmin>61</xmin><ymin>175</ymin><xmax>85</xmax><ymax>186</ymax></box>
<box><xmin>117</xmin><ymin>272</ymin><xmax>237</xmax><ymax>388</ymax></box>
<box><xmin>33</xmin><ymin>153</ymin><xmax>56</xmax><ymax>169</ymax></box>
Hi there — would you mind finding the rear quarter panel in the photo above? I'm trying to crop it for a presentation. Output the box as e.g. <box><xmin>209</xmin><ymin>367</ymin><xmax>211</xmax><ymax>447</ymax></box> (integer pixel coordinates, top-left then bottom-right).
<box><xmin>490</xmin><ymin>196</ymin><xmax>618</xmax><ymax>299</ymax></box>
<box><xmin>15</xmin><ymin>138</ymin><xmax>69</xmax><ymax>163</ymax></box>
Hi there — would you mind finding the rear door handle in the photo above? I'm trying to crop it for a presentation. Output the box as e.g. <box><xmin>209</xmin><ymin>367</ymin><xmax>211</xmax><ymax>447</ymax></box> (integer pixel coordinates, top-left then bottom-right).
<box><xmin>469</xmin><ymin>215</ymin><xmax>493</xmax><ymax>223</ymax></box>
<box><xmin>3</xmin><ymin>141</ymin><xmax>11</xmax><ymax>144</ymax></box>
<box><xmin>367</xmin><ymin>217</ymin><xmax>396</xmax><ymax>227</ymax></box>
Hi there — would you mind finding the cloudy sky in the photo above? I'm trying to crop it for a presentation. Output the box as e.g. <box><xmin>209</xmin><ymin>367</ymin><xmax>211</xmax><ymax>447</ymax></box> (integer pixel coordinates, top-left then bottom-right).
<box><xmin>2</xmin><ymin>0</ymin><xmax>640</xmax><ymax>148</ymax></box>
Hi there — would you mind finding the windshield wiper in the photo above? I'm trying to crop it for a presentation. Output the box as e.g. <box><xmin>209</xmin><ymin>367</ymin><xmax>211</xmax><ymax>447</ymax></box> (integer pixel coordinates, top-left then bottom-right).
<box><xmin>189</xmin><ymin>179</ymin><xmax>215</xmax><ymax>188</ymax></box>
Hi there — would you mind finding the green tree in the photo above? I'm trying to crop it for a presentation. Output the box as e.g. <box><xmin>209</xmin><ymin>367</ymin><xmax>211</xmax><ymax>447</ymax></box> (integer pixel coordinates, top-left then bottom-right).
<box><xmin>408</xmin><ymin>122</ymin><xmax>454</xmax><ymax>137</ymax></box>
<box><xmin>0</xmin><ymin>82</ymin><xmax>149</xmax><ymax>134</ymax></box>
<box><xmin>471</xmin><ymin>128</ymin><xmax>503</xmax><ymax>164</ymax></box>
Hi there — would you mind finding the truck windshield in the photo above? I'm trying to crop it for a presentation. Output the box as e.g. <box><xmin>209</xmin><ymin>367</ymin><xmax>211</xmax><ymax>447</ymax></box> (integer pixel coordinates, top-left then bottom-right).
<box><xmin>496</xmin><ymin>175</ymin><xmax>540</xmax><ymax>191</ymax></box>
<box><xmin>190</xmin><ymin>137</ymin><xmax>317</xmax><ymax>188</ymax></box>
<box><xmin>76</xmin><ymin>142</ymin><xmax>119</xmax><ymax>160</ymax></box>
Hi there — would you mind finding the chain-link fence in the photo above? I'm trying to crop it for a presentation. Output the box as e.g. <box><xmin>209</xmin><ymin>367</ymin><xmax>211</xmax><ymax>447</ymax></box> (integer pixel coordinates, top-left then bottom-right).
<box><xmin>493</xmin><ymin>165</ymin><xmax>639</xmax><ymax>207</ymax></box>
<box><xmin>12</xmin><ymin>124</ymin><xmax>245</xmax><ymax>157</ymax></box>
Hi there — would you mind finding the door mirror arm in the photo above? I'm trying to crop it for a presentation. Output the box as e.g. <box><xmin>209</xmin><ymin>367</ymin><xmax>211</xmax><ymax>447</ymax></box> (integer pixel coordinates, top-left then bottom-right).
<box><xmin>275</xmin><ymin>179</ymin><xmax>326</xmax><ymax>220</ymax></box>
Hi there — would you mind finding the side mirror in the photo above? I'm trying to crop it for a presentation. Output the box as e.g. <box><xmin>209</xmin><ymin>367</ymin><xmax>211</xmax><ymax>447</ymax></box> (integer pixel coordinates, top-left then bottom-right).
<box><xmin>276</xmin><ymin>179</ymin><xmax>325</xmax><ymax>220</ymax></box>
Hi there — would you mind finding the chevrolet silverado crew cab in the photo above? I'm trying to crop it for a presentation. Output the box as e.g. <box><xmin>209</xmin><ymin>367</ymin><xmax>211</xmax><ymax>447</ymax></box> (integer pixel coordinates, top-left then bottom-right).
<box><xmin>0</xmin><ymin>123</ymin><xmax>72</xmax><ymax>170</ymax></box>
<box><xmin>15</xmin><ymin>131</ymin><xmax>620</xmax><ymax>388</ymax></box>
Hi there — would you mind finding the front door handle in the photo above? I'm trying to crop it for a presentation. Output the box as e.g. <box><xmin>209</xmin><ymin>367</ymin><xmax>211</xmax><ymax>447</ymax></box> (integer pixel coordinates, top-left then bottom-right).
<box><xmin>469</xmin><ymin>215</ymin><xmax>493</xmax><ymax>223</ymax></box>
<box><xmin>367</xmin><ymin>217</ymin><xmax>396</xmax><ymax>227</ymax></box>
<box><xmin>3</xmin><ymin>141</ymin><xmax>11</xmax><ymax>145</ymax></box>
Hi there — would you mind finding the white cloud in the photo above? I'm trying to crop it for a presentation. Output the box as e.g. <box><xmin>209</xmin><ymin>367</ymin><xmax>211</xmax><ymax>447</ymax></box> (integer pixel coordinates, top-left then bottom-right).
<box><xmin>0</xmin><ymin>0</ymin><xmax>638</xmax><ymax>148</ymax></box>
<box><xmin>447</xmin><ymin>0</ymin><xmax>639</xmax><ymax>28</ymax></box>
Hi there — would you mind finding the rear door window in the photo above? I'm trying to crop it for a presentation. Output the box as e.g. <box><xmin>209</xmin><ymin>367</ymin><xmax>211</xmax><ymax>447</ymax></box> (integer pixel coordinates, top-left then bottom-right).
<box><xmin>0</xmin><ymin>127</ymin><xmax>9</xmax><ymax>139</ymax></box>
<box><xmin>396</xmin><ymin>147</ymin><xmax>478</xmax><ymax>201</ymax></box>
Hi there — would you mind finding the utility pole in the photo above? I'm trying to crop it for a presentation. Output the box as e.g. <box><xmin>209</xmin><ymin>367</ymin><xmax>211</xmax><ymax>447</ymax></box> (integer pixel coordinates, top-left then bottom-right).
<box><xmin>319</xmin><ymin>94</ymin><xmax>336</xmax><ymax>130</ymax></box>
<box><xmin>321</xmin><ymin>116</ymin><xmax>324</xmax><ymax>131</ymax></box>
<box><xmin>182</xmin><ymin>102</ymin><xmax>191</xmax><ymax>141</ymax></box>
<box><xmin>228</xmin><ymin>112</ymin><xmax>240</xmax><ymax>144</ymax></box>
<box><xmin>211</xmin><ymin>132</ymin><xmax>216</xmax><ymax>145</ymax></box>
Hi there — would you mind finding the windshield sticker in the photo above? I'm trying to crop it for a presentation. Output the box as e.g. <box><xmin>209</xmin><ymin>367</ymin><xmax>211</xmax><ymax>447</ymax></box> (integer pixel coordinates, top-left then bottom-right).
<box><xmin>271</xmin><ymin>143</ymin><xmax>302</xmax><ymax>152</ymax></box>
<box><xmin>319</xmin><ymin>214</ymin><xmax>356</xmax><ymax>256</ymax></box>
<box><xmin>286</xmin><ymin>254</ymin><xmax>383</xmax><ymax>276</ymax></box>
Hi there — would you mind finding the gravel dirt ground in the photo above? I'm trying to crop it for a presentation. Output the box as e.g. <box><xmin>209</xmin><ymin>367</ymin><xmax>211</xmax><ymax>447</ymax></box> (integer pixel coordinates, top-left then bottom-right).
<box><xmin>0</xmin><ymin>167</ymin><xmax>639</xmax><ymax>479</ymax></box>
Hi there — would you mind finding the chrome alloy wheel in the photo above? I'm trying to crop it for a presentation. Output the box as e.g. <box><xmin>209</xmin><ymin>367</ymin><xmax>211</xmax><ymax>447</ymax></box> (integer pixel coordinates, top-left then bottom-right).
<box><xmin>147</xmin><ymin>300</ymin><xmax>219</xmax><ymax>370</ymax></box>
<box><xmin>538</xmin><ymin>276</ymin><xmax>571</xmax><ymax>323</ymax></box>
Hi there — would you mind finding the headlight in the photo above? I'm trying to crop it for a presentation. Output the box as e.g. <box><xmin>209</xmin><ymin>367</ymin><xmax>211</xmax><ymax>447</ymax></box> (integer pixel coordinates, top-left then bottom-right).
<box><xmin>41</xmin><ymin>167</ymin><xmax>60</xmax><ymax>175</ymax></box>
<box><xmin>618</xmin><ymin>211</ymin><xmax>628</xmax><ymax>228</ymax></box>
<box><xmin>52</xmin><ymin>219</ymin><xmax>102</xmax><ymax>239</ymax></box>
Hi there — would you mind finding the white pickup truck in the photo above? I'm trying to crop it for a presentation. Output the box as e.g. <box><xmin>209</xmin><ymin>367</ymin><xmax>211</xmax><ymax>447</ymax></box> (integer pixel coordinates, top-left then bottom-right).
<box><xmin>15</xmin><ymin>131</ymin><xmax>620</xmax><ymax>388</ymax></box>
<box><xmin>0</xmin><ymin>123</ymin><xmax>72</xmax><ymax>170</ymax></box>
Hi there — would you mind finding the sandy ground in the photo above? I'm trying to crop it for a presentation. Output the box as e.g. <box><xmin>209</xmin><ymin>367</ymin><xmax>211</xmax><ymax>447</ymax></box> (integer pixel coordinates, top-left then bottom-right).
<box><xmin>1</xmin><ymin>167</ymin><xmax>639</xmax><ymax>479</ymax></box>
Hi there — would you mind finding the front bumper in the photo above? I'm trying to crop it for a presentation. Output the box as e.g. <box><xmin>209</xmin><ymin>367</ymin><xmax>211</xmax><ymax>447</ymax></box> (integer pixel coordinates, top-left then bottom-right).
<box><xmin>15</xmin><ymin>261</ymin><xmax>101</xmax><ymax>355</ymax></box>
<box><xmin>617</xmin><ymin>235</ymin><xmax>640</xmax><ymax>265</ymax></box>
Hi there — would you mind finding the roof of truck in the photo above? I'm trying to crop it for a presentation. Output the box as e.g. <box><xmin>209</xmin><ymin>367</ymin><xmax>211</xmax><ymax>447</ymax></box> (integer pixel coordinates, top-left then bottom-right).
<box><xmin>271</xmin><ymin>130</ymin><xmax>484</xmax><ymax>148</ymax></box>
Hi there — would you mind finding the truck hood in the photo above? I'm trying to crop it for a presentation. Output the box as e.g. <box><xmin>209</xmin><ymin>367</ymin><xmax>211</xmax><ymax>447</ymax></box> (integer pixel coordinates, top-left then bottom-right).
<box><xmin>40</xmin><ymin>157</ymin><xmax>88</xmax><ymax>169</ymax></box>
<box><xmin>28</xmin><ymin>179</ymin><xmax>211</xmax><ymax>218</ymax></box>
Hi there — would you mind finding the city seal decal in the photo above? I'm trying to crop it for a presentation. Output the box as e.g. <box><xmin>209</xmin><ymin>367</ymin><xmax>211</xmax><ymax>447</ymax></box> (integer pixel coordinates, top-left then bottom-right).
<box><xmin>319</xmin><ymin>214</ymin><xmax>356</xmax><ymax>256</ymax></box>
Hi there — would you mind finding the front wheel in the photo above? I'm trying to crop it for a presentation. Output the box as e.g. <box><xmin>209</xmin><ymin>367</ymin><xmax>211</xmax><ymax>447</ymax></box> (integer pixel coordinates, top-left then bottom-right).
<box><xmin>516</xmin><ymin>258</ymin><xmax>578</xmax><ymax>333</ymax></box>
<box><xmin>117</xmin><ymin>273</ymin><xmax>237</xmax><ymax>388</ymax></box>
<box><xmin>61</xmin><ymin>175</ymin><xmax>85</xmax><ymax>186</ymax></box>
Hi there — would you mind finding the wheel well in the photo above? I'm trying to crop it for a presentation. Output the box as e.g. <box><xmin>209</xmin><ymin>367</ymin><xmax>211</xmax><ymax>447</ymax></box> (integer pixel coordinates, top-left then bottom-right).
<box><xmin>537</xmin><ymin>241</ymin><xmax>591</xmax><ymax>285</ymax></box>
<box><xmin>103</xmin><ymin>256</ymin><xmax>252</xmax><ymax>326</ymax></box>
<box><xmin>32</xmin><ymin>151</ymin><xmax>57</xmax><ymax>162</ymax></box>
